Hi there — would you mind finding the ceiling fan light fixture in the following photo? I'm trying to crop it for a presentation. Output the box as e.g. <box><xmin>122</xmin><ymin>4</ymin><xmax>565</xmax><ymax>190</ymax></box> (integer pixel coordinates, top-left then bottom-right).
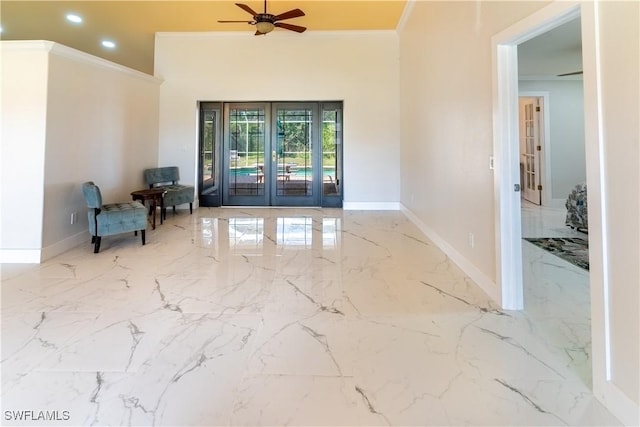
<box><xmin>255</xmin><ymin>21</ymin><xmax>274</xmax><ymax>34</ymax></box>
<box><xmin>219</xmin><ymin>2</ymin><xmax>306</xmax><ymax>34</ymax></box>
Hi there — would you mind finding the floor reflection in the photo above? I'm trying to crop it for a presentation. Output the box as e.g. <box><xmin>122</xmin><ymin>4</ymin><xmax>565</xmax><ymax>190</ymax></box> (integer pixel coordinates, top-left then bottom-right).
<box><xmin>200</xmin><ymin>216</ymin><xmax>342</xmax><ymax>253</ymax></box>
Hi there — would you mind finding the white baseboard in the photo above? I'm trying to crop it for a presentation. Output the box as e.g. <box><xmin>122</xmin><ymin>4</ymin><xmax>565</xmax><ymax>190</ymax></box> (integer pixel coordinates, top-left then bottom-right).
<box><xmin>0</xmin><ymin>249</ymin><xmax>42</xmax><ymax>264</ymax></box>
<box><xmin>596</xmin><ymin>380</ymin><xmax>640</xmax><ymax>427</ymax></box>
<box><xmin>41</xmin><ymin>231</ymin><xmax>88</xmax><ymax>262</ymax></box>
<box><xmin>1</xmin><ymin>231</ymin><xmax>88</xmax><ymax>264</ymax></box>
<box><xmin>400</xmin><ymin>204</ymin><xmax>501</xmax><ymax>305</ymax></box>
<box><xmin>343</xmin><ymin>201</ymin><xmax>401</xmax><ymax>210</ymax></box>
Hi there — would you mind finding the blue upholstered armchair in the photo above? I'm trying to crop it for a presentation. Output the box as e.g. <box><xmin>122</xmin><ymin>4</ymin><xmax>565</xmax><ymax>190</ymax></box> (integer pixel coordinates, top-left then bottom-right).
<box><xmin>143</xmin><ymin>167</ymin><xmax>194</xmax><ymax>219</ymax></box>
<box><xmin>82</xmin><ymin>182</ymin><xmax>148</xmax><ymax>253</ymax></box>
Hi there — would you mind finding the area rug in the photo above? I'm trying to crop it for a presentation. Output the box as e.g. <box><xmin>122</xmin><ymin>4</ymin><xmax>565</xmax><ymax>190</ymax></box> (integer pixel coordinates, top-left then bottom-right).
<box><xmin>524</xmin><ymin>237</ymin><xmax>589</xmax><ymax>271</ymax></box>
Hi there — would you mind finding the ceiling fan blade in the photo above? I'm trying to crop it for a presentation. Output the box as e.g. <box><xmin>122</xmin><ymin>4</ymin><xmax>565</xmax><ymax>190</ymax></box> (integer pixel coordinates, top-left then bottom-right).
<box><xmin>273</xmin><ymin>8</ymin><xmax>305</xmax><ymax>21</ymax></box>
<box><xmin>235</xmin><ymin>3</ymin><xmax>258</xmax><ymax>17</ymax></box>
<box><xmin>274</xmin><ymin>22</ymin><xmax>307</xmax><ymax>33</ymax></box>
<box><xmin>557</xmin><ymin>71</ymin><xmax>583</xmax><ymax>76</ymax></box>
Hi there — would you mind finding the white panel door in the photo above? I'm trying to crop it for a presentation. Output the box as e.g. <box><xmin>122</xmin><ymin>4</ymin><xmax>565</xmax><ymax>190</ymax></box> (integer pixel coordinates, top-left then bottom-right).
<box><xmin>519</xmin><ymin>97</ymin><xmax>543</xmax><ymax>205</ymax></box>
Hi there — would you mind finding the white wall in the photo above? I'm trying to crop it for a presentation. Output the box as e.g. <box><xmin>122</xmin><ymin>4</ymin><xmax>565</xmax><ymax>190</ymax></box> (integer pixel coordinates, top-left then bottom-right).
<box><xmin>398</xmin><ymin>1</ymin><xmax>549</xmax><ymax>297</ymax></box>
<box><xmin>399</xmin><ymin>1</ymin><xmax>639</xmax><ymax>424</ymax></box>
<box><xmin>154</xmin><ymin>31</ymin><xmax>400</xmax><ymax>207</ymax></box>
<box><xmin>0</xmin><ymin>41</ymin><xmax>161</xmax><ymax>262</ymax></box>
<box><xmin>519</xmin><ymin>80</ymin><xmax>585</xmax><ymax>203</ymax></box>
<box><xmin>589</xmin><ymin>0</ymin><xmax>639</xmax><ymax>418</ymax></box>
<box><xmin>1</xmin><ymin>43</ymin><xmax>51</xmax><ymax>262</ymax></box>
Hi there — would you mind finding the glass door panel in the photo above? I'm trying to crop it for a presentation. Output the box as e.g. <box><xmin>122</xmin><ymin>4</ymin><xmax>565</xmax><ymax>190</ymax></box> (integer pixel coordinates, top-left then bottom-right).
<box><xmin>273</xmin><ymin>103</ymin><xmax>319</xmax><ymax>206</ymax></box>
<box><xmin>202</xmin><ymin>111</ymin><xmax>215</xmax><ymax>189</ymax></box>
<box><xmin>223</xmin><ymin>104</ymin><xmax>269</xmax><ymax>206</ymax></box>
<box><xmin>321</xmin><ymin>103</ymin><xmax>343</xmax><ymax>206</ymax></box>
<box><xmin>198</xmin><ymin>102</ymin><xmax>221</xmax><ymax>206</ymax></box>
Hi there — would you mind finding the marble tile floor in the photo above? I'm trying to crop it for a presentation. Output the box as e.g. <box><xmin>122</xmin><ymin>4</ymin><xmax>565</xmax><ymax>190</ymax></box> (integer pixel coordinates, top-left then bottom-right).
<box><xmin>1</xmin><ymin>206</ymin><xmax>620</xmax><ymax>426</ymax></box>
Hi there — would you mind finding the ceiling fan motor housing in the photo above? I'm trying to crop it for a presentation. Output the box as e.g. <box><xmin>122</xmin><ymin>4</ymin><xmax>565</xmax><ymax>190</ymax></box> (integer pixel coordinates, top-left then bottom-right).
<box><xmin>256</xmin><ymin>13</ymin><xmax>275</xmax><ymax>23</ymax></box>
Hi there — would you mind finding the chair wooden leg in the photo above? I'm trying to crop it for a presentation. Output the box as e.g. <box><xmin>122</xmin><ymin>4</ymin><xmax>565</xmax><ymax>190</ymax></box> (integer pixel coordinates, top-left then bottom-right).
<box><xmin>91</xmin><ymin>236</ymin><xmax>96</xmax><ymax>243</ymax></box>
<box><xmin>135</xmin><ymin>230</ymin><xmax>138</xmax><ymax>236</ymax></box>
<box><xmin>173</xmin><ymin>206</ymin><xmax>176</xmax><ymax>214</ymax></box>
<box><xmin>189</xmin><ymin>203</ymin><xmax>193</xmax><ymax>214</ymax></box>
<box><xmin>93</xmin><ymin>236</ymin><xmax>102</xmax><ymax>253</ymax></box>
<box><xmin>141</xmin><ymin>230</ymin><xmax>146</xmax><ymax>245</ymax></box>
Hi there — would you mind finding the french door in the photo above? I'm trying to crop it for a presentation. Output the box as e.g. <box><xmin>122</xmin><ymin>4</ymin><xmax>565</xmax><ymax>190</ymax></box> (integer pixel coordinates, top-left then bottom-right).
<box><xmin>219</xmin><ymin>102</ymin><xmax>342</xmax><ymax>207</ymax></box>
<box><xmin>519</xmin><ymin>97</ymin><xmax>543</xmax><ymax>205</ymax></box>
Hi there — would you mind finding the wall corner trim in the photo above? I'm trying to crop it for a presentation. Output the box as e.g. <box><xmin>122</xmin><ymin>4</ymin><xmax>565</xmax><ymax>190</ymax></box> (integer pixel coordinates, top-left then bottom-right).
<box><xmin>396</xmin><ymin>0</ymin><xmax>416</xmax><ymax>33</ymax></box>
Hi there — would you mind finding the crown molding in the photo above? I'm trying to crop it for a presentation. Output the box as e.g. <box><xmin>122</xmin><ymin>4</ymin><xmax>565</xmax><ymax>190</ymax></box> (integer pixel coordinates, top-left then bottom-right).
<box><xmin>50</xmin><ymin>42</ymin><xmax>163</xmax><ymax>83</ymax></box>
<box><xmin>155</xmin><ymin>30</ymin><xmax>398</xmax><ymax>40</ymax></box>
<box><xmin>1</xmin><ymin>40</ymin><xmax>163</xmax><ymax>83</ymax></box>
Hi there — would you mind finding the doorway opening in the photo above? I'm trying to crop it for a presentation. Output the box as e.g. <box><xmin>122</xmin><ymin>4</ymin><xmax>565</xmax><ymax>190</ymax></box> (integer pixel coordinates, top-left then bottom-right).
<box><xmin>493</xmin><ymin>0</ymin><xmax>612</xmax><ymax>411</ymax></box>
<box><xmin>517</xmin><ymin>16</ymin><xmax>590</xmax><ymax>387</ymax></box>
<box><xmin>492</xmin><ymin>3</ymin><xmax>583</xmax><ymax>310</ymax></box>
<box><xmin>198</xmin><ymin>101</ymin><xmax>343</xmax><ymax>208</ymax></box>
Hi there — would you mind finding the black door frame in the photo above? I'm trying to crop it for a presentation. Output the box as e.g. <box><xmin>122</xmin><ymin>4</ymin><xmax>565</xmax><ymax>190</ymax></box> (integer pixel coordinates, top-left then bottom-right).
<box><xmin>198</xmin><ymin>101</ymin><xmax>343</xmax><ymax>208</ymax></box>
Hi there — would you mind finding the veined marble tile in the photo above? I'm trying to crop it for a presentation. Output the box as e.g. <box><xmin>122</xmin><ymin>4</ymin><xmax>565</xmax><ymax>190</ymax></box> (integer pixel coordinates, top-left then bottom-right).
<box><xmin>246</xmin><ymin>312</ymin><xmax>352</xmax><ymax>377</ymax></box>
<box><xmin>2</xmin><ymin>311</ymin><xmax>100</xmax><ymax>392</ymax></box>
<box><xmin>2</xmin><ymin>313</ymin><xmax>260</xmax><ymax>426</ymax></box>
<box><xmin>0</xmin><ymin>206</ymin><xmax>621</xmax><ymax>426</ymax></box>
<box><xmin>522</xmin><ymin>243</ymin><xmax>591</xmax><ymax>318</ymax></box>
<box><xmin>262</xmin><ymin>275</ymin><xmax>354</xmax><ymax>318</ymax></box>
<box><xmin>148</xmin><ymin>273</ymin><xmax>273</xmax><ymax>315</ymax></box>
<box><xmin>0</xmin><ymin>371</ymin><xmax>107</xmax><ymax>426</ymax></box>
<box><xmin>342</xmin><ymin>260</ymin><xmax>500</xmax><ymax>316</ymax></box>
<box><xmin>231</xmin><ymin>375</ymin><xmax>389</xmax><ymax>426</ymax></box>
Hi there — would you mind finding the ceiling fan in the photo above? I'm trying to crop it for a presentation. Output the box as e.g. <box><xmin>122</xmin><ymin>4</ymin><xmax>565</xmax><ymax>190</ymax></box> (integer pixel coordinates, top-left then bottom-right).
<box><xmin>557</xmin><ymin>70</ymin><xmax>583</xmax><ymax>76</ymax></box>
<box><xmin>218</xmin><ymin>1</ymin><xmax>307</xmax><ymax>35</ymax></box>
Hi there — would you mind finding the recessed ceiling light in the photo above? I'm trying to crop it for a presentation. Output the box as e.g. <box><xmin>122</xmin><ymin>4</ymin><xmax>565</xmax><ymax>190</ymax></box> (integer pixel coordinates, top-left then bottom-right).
<box><xmin>101</xmin><ymin>40</ymin><xmax>116</xmax><ymax>49</ymax></box>
<box><xmin>66</xmin><ymin>13</ymin><xmax>83</xmax><ymax>24</ymax></box>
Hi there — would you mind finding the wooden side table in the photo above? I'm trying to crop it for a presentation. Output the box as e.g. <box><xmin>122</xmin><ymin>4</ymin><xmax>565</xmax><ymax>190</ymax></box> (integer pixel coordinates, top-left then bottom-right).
<box><xmin>131</xmin><ymin>188</ymin><xmax>166</xmax><ymax>230</ymax></box>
